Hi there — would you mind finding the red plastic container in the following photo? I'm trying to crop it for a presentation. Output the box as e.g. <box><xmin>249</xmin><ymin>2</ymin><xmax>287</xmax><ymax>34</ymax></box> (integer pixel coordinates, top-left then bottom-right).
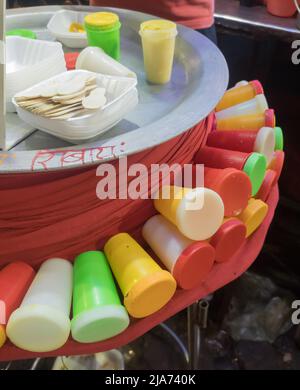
<box><xmin>204</xmin><ymin>167</ymin><xmax>252</xmax><ymax>217</ymax></box>
<box><xmin>0</xmin><ymin>262</ymin><xmax>35</xmax><ymax>325</ymax></box>
<box><xmin>210</xmin><ymin>219</ymin><xmax>247</xmax><ymax>263</ymax></box>
<box><xmin>268</xmin><ymin>151</ymin><xmax>285</xmax><ymax>183</ymax></box>
<box><xmin>195</xmin><ymin>146</ymin><xmax>250</xmax><ymax>170</ymax></box>
<box><xmin>207</xmin><ymin>130</ymin><xmax>257</xmax><ymax>152</ymax></box>
<box><xmin>267</xmin><ymin>0</ymin><xmax>296</xmax><ymax>17</ymax></box>
<box><xmin>255</xmin><ymin>169</ymin><xmax>277</xmax><ymax>202</ymax></box>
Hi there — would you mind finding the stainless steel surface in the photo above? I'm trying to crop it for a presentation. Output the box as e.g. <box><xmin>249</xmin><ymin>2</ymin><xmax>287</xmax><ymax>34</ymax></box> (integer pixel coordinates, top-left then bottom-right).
<box><xmin>216</xmin><ymin>0</ymin><xmax>300</xmax><ymax>39</ymax></box>
<box><xmin>0</xmin><ymin>5</ymin><xmax>228</xmax><ymax>173</ymax></box>
<box><xmin>0</xmin><ymin>0</ymin><xmax>5</xmax><ymax>150</ymax></box>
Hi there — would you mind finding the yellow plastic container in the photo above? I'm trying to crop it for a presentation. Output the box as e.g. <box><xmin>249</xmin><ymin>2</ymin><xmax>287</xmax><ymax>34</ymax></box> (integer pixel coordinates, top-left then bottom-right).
<box><xmin>216</xmin><ymin>109</ymin><xmax>276</xmax><ymax>131</ymax></box>
<box><xmin>216</xmin><ymin>80</ymin><xmax>264</xmax><ymax>112</ymax></box>
<box><xmin>0</xmin><ymin>325</ymin><xmax>6</xmax><ymax>348</ymax></box>
<box><xmin>237</xmin><ymin>198</ymin><xmax>268</xmax><ymax>237</ymax></box>
<box><xmin>104</xmin><ymin>233</ymin><xmax>177</xmax><ymax>318</ymax></box>
<box><xmin>139</xmin><ymin>19</ymin><xmax>177</xmax><ymax>84</ymax></box>
<box><xmin>154</xmin><ymin>186</ymin><xmax>224</xmax><ymax>241</ymax></box>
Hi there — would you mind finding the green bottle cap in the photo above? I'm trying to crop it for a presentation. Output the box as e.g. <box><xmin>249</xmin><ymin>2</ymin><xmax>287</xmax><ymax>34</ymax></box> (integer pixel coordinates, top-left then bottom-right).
<box><xmin>243</xmin><ymin>152</ymin><xmax>267</xmax><ymax>196</ymax></box>
<box><xmin>71</xmin><ymin>251</ymin><xmax>129</xmax><ymax>343</ymax></box>
<box><xmin>6</xmin><ymin>29</ymin><xmax>37</xmax><ymax>39</ymax></box>
<box><xmin>274</xmin><ymin>127</ymin><xmax>284</xmax><ymax>151</ymax></box>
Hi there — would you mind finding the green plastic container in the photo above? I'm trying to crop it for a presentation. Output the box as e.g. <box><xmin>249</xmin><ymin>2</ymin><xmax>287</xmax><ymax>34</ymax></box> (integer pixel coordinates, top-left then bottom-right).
<box><xmin>6</xmin><ymin>29</ymin><xmax>37</xmax><ymax>40</ymax></box>
<box><xmin>71</xmin><ymin>251</ymin><xmax>129</xmax><ymax>343</ymax></box>
<box><xmin>243</xmin><ymin>152</ymin><xmax>267</xmax><ymax>197</ymax></box>
<box><xmin>84</xmin><ymin>12</ymin><xmax>121</xmax><ymax>60</ymax></box>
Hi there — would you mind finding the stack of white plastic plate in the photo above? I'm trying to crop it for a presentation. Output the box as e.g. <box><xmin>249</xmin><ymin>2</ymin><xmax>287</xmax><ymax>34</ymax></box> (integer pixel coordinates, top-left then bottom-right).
<box><xmin>13</xmin><ymin>70</ymin><xmax>139</xmax><ymax>144</ymax></box>
<box><xmin>6</xmin><ymin>36</ymin><xmax>67</xmax><ymax>112</ymax></box>
<box><xmin>47</xmin><ymin>9</ymin><xmax>88</xmax><ymax>49</ymax></box>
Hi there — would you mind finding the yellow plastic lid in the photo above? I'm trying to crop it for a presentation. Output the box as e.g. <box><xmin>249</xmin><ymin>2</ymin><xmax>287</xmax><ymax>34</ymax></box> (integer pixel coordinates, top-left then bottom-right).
<box><xmin>124</xmin><ymin>271</ymin><xmax>176</xmax><ymax>319</ymax></box>
<box><xmin>0</xmin><ymin>325</ymin><xmax>6</xmax><ymax>348</ymax></box>
<box><xmin>140</xmin><ymin>19</ymin><xmax>177</xmax><ymax>32</ymax></box>
<box><xmin>85</xmin><ymin>12</ymin><xmax>119</xmax><ymax>29</ymax></box>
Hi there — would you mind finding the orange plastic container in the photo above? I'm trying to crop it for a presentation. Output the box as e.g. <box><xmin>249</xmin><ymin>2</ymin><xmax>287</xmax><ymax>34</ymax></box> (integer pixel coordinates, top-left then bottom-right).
<box><xmin>216</xmin><ymin>80</ymin><xmax>264</xmax><ymax>112</ymax></box>
<box><xmin>216</xmin><ymin>109</ymin><xmax>275</xmax><ymax>131</ymax></box>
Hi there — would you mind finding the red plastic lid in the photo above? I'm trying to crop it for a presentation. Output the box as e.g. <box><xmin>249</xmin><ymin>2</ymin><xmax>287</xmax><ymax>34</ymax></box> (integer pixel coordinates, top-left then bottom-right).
<box><xmin>255</xmin><ymin>169</ymin><xmax>277</xmax><ymax>202</ymax></box>
<box><xmin>65</xmin><ymin>52</ymin><xmax>80</xmax><ymax>71</ymax></box>
<box><xmin>210</xmin><ymin>219</ymin><xmax>247</xmax><ymax>263</ymax></box>
<box><xmin>269</xmin><ymin>151</ymin><xmax>285</xmax><ymax>184</ymax></box>
<box><xmin>250</xmin><ymin>80</ymin><xmax>264</xmax><ymax>95</ymax></box>
<box><xmin>265</xmin><ymin>109</ymin><xmax>276</xmax><ymax>128</ymax></box>
<box><xmin>205</xmin><ymin>167</ymin><xmax>252</xmax><ymax>217</ymax></box>
<box><xmin>173</xmin><ymin>242</ymin><xmax>215</xmax><ymax>290</ymax></box>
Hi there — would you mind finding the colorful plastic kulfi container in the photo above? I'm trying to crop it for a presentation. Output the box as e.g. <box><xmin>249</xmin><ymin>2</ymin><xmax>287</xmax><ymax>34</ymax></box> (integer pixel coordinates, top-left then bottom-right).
<box><xmin>71</xmin><ymin>251</ymin><xmax>129</xmax><ymax>343</ymax></box>
<box><xmin>0</xmin><ymin>262</ymin><xmax>35</xmax><ymax>349</ymax></box>
<box><xmin>154</xmin><ymin>186</ymin><xmax>224</xmax><ymax>241</ymax></box>
<box><xmin>7</xmin><ymin>258</ymin><xmax>73</xmax><ymax>352</ymax></box>
<box><xmin>6</xmin><ymin>29</ymin><xmax>37</xmax><ymax>39</ymax></box>
<box><xmin>142</xmin><ymin>215</ymin><xmax>216</xmax><ymax>290</ymax></box>
<box><xmin>207</xmin><ymin>127</ymin><xmax>275</xmax><ymax>165</ymax></box>
<box><xmin>237</xmin><ymin>199</ymin><xmax>269</xmax><ymax>238</ymax></box>
<box><xmin>255</xmin><ymin>170</ymin><xmax>277</xmax><ymax>202</ymax></box>
<box><xmin>216</xmin><ymin>95</ymin><xmax>268</xmax><ymax>120</ymax></box>
<box><xmin>195</xmin><ymin>147</ymin><xmax>267</xmax><ymax>197</ymax></box>
<box><xmin>84</xmin><ymin>12</ymin><xmax>121</xmax><ymax>60</ymax></box>
<box><xmin>216</xmin><ymin>80</ymin><xmax>264</xmax><ymax>112</ymax></box>
<box><xmin>209</xmin><ymin>219</ymin><xmax>247</xmax><ymax>263</ymax></box>
<box><xmin>274</xmin><ymin>127</ymin><xmax>284</xmax><ymax>151</ymax></box>
<box><xmin>139</xmin><ymin>19</ymin><xmax>177</xmax><ymax>84</ymax></box>
<box><xmin>204</xmin><ymin>167</ymin><xmax>251</xmax><ymax>217</ymax></box>
<box><xmin>104</xmin><ymin>233</ymin><xmax>177</xmax><ymax>318</ymax></box>
<box><xmin>216</xmin><ymin>109</ymin><xmax>275</xmax><ymax>131</ymax></box>
<box><xmin>268</xmin><ymin>150</ymin><xmax>285</xmax><ymax>183</ymax></box>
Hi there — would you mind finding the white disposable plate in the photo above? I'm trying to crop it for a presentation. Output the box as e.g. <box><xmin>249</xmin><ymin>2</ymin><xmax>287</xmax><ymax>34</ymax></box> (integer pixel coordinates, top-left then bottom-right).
<box><xmin>13</xmin><ymin>70</ymin><xmax>138</xmax><ymax>143</ymax></box>
<box><xmin>47</xmin><ymin>9</ymin><xmax>88</xmax><ymax>49</ymax></box>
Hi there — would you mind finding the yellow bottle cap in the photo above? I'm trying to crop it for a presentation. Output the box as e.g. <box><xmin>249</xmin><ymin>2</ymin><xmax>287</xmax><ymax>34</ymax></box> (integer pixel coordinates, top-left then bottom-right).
<box><xmin>140</xmin><ymin>19</ymin><xmax>177</xmax><ymax>32</ymax></box>
<box><xmin>239</xmin><ymin>199</ymin><xmax>268</xmax><ymax>238</ymax></box>
<box><xmin>85</xmin><ymin>12</ymin><xmax>119</xmax><ymax>29</ymax></box>
<box><xmin>0</xmin><ymin>325</ymin><xmax>6</xmax><ymax>348</ymax></box>
<box><xmin>124</xmin><ymin>271</ymin><xmax>177</xmax><ymax>318</ymax></box>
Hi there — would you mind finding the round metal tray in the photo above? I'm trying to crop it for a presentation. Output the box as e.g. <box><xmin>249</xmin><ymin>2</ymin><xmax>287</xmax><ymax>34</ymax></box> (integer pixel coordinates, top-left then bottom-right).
<box><xmin>1</xmin><ymin>5</ymin><xmax>228</xmax><ymax>172</ymax></box>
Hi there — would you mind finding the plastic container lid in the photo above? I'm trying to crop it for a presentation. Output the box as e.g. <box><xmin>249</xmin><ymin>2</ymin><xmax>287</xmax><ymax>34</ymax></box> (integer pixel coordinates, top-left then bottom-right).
<box><xmin>205</xmin><ymin>167</ymin><xmax>252</xmax><ymax>217</ymax></box>
<box><xmin>85</xmin><ymin>12</ymin><xmax>120</xmax><ymax>30</ymax></box>
<box><xmin>210</xmin><ymin>219</ymin><xmax>247</xmax><ymax>263</ymax></box>
<box><xmin>274</xmin><ymin>127</ymin><xmax>284</xmax><ymax>151</ymax></box>
<box><xmin>255</xmin><ymin>169</ymin><xmax>277</xmax><ymax>202</ymax></box>
<box><xmin>249</xmin><ymin>80</ymin><xmax>264</xmax><ymax>95</ymax></box>
<box><xmin>239</xmin><ymin>199</ymin><xmax>269</xmax><ymax>238</ymax></box>
<box><xmin>6</xmin><ymin>29</ymin><xmax>37</xmax><ymax>39</ymax></box>
<box><xmin>7</xmin><ymin>304</ymin><xmax>71</xmax><ymax>353</ymax></box>
<box><xmin>254</xmin><ymin>127</ymin><xmax>275</xmax><ymax>165</ymax></box>
<box><xmin>124</xmin><ymin>271</ymin><xmax>177</xmax><ymax>318</ymax></box>
<box><xmin>243</xmin><ymin>153</ymin><xmax>267</xmax><ymax>196</ymax></box>
<box><xmin>71</xmin><ymin>305</ymin><xmax>129</xmax><ymax>343</ymax></box>
<box><xmin>0</xmin><ymin>325</ymin><xmax>6</xmax><ymax>348</ymax></box>
<box><xmin>173</xmin><ymin>242</ymin><xmax>215</xmax><ymax>289</ymax></box>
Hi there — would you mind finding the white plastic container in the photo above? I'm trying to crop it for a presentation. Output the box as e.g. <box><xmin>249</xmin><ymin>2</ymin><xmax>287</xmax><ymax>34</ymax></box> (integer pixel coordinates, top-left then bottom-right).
<box><xmin>254</xmin><ymin>127</ymin><xmax>276</xmax><ymax>165</ymax></box>
<box><xmin>47</xmin><ymin>9</ymin><xmax>88</xmax><ymax>49</ymax></box>
<box><xmin>13</xmin><ymin>70</ymin><xmax>138</xmax><ymax>143</ymax></box>
<box><xmin>7</xmin><ymin>258</ymin><xmax>73</xmax><ymax>353</ymax></box>
<box><xmin>76</xmin><ymin>47</ymin><xmax>137</xmax><ymax>78</ymax></box>
<box><xmin>142</xmin><ymin>215</ymin><xmax>216</xmax><ymax>289</ymax></box>
<box><xmin>216</xmin><ymin>95</ymin><xmax>269</xmax><ymax>120</ymax></box>
<box><xmin>154</xmin><ymin>186</ymin><xmax>225</xmax><ymax>241</ymax></box>
<box><xmin>6</xmin><ymin>36</ymin><xmax>66</xmax><ymax>112</ymax></box>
